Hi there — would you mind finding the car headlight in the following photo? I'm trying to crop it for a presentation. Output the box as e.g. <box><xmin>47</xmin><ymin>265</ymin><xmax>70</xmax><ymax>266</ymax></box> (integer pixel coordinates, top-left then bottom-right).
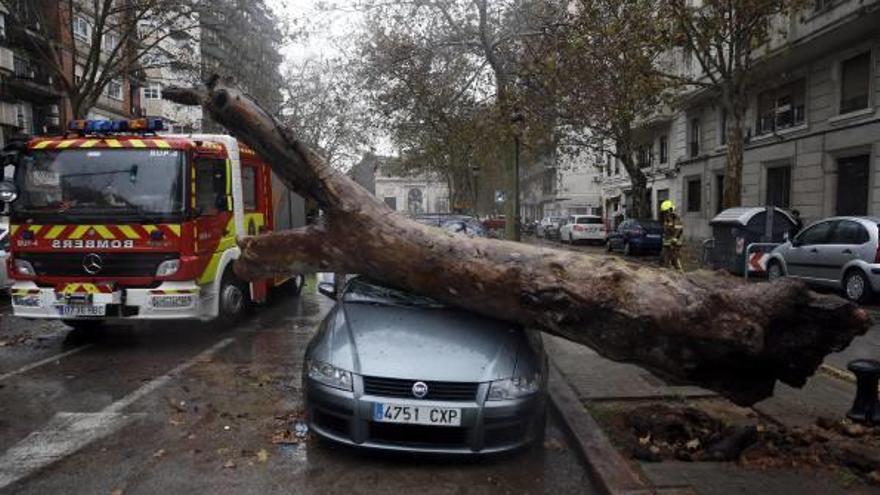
<box><xmin>307</xmin><ymin>359</ymin><xmax>352</xmax><ymax>391</ymax></box>
<box><xmin>13</xmin><ymin>259</ymin><xmax>35</xmax><ymax>277</ymax></box>
<box><xmin>487</xmin><ymin>373</ymin><xmax>542</xmax><ymax>401</ymax></box>
<box><xmin>155</xmin><ymin>259</ymin><xmax>181</xmax><ymax>277</ymax></box>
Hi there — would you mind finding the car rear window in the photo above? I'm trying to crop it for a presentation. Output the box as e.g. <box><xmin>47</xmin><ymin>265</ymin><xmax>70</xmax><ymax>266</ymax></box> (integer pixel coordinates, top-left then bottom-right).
<box><xmin>577</xmin><ymin>217</ymin><xmax>602</xmax><ymax>224</ymax></box>
<box><xmin>638</xmin><ymin>220</ymin><xmax>663</xmax><ymax>234</ymax></box>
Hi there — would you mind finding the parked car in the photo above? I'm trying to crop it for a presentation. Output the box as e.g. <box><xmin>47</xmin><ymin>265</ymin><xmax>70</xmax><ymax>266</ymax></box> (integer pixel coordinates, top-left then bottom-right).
<box><xmin>440</xmin><ymin>218</ymin><xmax>489</xmax><ymax>238</ymax></box>
<box><xmin>767</xmin><ymin>216</ymin><xmax>880</xmax><ymax>303</ymax></box>
<box><xmin>304</xmin><ymin>276</ymin><xmax>549</xmax><ymax>454</ymax></box>
<box><xmin>536</xmin><ymin>216</ymin><xmax>565</xmax><ymax>238</ymax></box>
<box><xmin>559</xmin><ymin>215</ymin><xmax>607</xmax><ymax>245</ymax></box>
<box><xmin>482</xmin><ymin>215</ymin><xmax>506</xmax><ymax>231</ymax></box>
<box><xmin>606</xmin><ymin>219</ymin><xmax>664</xmax><ymax>256</ymax></box>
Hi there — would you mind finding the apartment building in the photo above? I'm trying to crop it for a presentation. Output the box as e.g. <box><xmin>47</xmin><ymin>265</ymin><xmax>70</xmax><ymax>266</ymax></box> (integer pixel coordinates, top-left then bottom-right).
<box><xmin>521</xmin><ymin>146</ymin><xmax>604</xmax><ymax>221</ymax></box>
<box><xmin>198</xmin><ymin>0</ymin><xmax>283</xmax><ymax>133</ymax></box>
<box><xmin>603</xmin><ymin>0</ymin><xmax>880</xmax><ymax>240</ymax></box>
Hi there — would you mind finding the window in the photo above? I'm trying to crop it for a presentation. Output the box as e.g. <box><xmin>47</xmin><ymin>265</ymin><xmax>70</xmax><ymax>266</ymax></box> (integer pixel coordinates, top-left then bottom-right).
<box><xmin>143</xmin><ymin>84</ymin><xmax>161</xmax><ymax>99</ymax></box>
<box><xmin>756</xmin><ymin>78</ymin><xmax>806</xmax><ymax>135</ymax></box>
<box><xmin>106</xmin><ymin>79</ymin><xmax>122</xmax><ymax>100</ymax></box>
<box><xmin>659</xmin><ymin>135</ymin><xmax>668</xmax><ymax>164</ymax></box>
<box><xmin>194</xmin><ymin>158</ymin><xmax>228</xmax><ymax>215</ymax></box>
<box><xmin>689</xmin><ymin>118</ymin><xmax>700</xmax><ymax>157</ymax></box>
<box><xmin>797</xmin><ymin>221</ymin><xmax>834</xmax><ymax>245</ymax></box>
<box><xmin>0</xmin><ymin>12</ymin><xmax>7</xmax><ymax>39</ymax></box>
<box><xmin>577</xmin><ymin>217</ymin><xmax>602</xmax><ymax>224</ymax></box>
<box><xmin>686</xmin><ymin>177</ymin><xmax>702</xmax><ymax>213</ymax></box>
<box><xmin>73</xmin><ymin>15</ymin><xmax>91</xmax><ymax>41</ymax></box>
<box><xmin>241</xmin><ymin>166</ymin><xmax>257</xmax><ymax>211</ymax></box>
<box><xmin>384</xmin><ymin>197</ymin><xmax>397</xmax><ymax>210</ymax></box>
<box><xmin>103</xmin><ymin>32</ymin><xmax>119</xmax><ymax>52</ymax></box>
<box><xmin>719</xmin><ymin>108</ymin><xmax>728</xmax><ymax>146</ymax></box>
<box><xmin>715</xmin><ymin>174</ymin><xmax>725</xmax><ymax>214</ymax></box>
<box><xmin>74</xmin><ymin>65</ymin><xmax>84</xmax><ymax>85</ymax></box>
<box><xmin>766</xmin><ymin>165</ymin><xmax>791</xmax><ymax>209</ymax></box>
<box><xmin>840</xmin><ymin>52</ymin><xmax>871</xmax><ymax>114</ymax></box>
<box><xmin>832</xmin><ymin>220</ymin><xmax>869</xmax><ymax>245</ymax></box>
<box><xmin>637</xmin><ymin>145</ymin><xmax>651</xmax><ymax>168</ymax></box>
<box><xmin>837</xmin><ymin>155</ymin><xmax>870</xmax><ymax>216</ymax></box>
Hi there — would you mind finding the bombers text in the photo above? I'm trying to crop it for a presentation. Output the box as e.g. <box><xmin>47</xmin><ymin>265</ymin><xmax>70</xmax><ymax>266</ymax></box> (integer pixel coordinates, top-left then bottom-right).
<box><xmin>51</xmin><ymin>239</ymin><xmax>135</xmax><ymax>249</ymax></box>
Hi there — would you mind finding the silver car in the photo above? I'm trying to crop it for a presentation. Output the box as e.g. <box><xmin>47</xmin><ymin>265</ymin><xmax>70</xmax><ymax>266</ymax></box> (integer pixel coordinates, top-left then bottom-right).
<box><xmin>767</xmin><ymin>216</ymin><xmax>880</xmax><ymax>303</ymax></box>
<box><xmin>304</xmin><ymin>276</ymin><xmax>548</xmax><ymax>454</ymax></box>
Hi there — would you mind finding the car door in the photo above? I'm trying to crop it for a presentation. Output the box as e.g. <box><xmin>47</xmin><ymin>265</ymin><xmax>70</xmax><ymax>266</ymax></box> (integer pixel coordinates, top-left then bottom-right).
<box><xmin>822</xmin><ymin>220</ymin><xmax>870</xmax><ymax>286</ymax></box>
<box><xmin>786</xmin><ymin>220</ymin><xmax>836</xmax><ymax>282</ymax></box>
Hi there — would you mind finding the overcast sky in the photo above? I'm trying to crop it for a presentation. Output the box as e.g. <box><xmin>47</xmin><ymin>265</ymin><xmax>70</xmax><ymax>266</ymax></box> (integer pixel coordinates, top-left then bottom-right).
<box><xmin>265</xmin><ymin>0</ymin><xmax>364</xmax><ymax>67</ymax></box>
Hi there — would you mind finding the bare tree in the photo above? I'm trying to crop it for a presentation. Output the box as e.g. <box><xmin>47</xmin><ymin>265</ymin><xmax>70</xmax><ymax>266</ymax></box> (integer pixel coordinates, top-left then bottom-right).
<box><xmin>2</xmin><ymin>0</ymin><xmax>200</xmax><ymax>119</ymax></box>
<box><xmin>663</xmin><ymin>0</ymin><xmax>808</xmax><ymax>208</ymax></box>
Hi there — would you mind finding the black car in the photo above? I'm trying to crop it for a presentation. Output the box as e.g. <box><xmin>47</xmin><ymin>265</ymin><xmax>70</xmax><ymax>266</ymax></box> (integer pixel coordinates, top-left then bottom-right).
<box><xmin>606</xmin><ymin>218</ymin><xmax>663</xmax><ymax>256</ymax></box>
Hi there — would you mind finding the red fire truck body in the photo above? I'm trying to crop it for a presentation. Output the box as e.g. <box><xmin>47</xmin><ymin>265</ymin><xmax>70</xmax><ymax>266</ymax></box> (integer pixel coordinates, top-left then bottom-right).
<box><xmin>6</xmin><ymin>125</ymin><xmax>304</xmax><ymax>324</ymax></box>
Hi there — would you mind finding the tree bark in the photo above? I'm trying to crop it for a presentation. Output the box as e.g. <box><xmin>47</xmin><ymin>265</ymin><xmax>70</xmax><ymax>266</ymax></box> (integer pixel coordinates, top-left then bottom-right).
<box><xmin>163</xmin><ymin>80</ymin><xmax>870</xmax><ymax>406</ymax></box>
<box><xmin>723</xmin><ymin>97</ymin><xmax>746</xmax><ymax>208</ymax></box>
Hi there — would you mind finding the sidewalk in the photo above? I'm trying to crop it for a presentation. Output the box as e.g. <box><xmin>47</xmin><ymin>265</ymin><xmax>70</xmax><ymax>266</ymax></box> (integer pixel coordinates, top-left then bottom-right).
<box><xmin>545</xmin><ymin>329</ymin><xmax>880</xmax><ymax>495</ymax></box>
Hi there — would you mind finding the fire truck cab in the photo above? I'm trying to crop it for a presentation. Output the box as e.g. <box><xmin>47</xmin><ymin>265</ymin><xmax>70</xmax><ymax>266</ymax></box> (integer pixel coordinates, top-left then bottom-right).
<box><xmin>0</xmin><ymin>118</ymin><xmax>305</xmax><ymax>326</ymax></box>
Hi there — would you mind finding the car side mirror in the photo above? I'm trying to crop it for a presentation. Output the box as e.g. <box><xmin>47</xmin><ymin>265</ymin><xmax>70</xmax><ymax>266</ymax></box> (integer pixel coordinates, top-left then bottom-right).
<box><xmin>0</xmin><ymin>180</ymin><xmax>18</xmax><ymax>203</ymax></box>
<box><xmin>791</xmin><ymin>238</ymin><xmax>802</xmax><ymax>247</ymax></box>
<box><xmin>215</xmin><ymin>194</ymin><xmax>229</xmax><ymax>211</ymax></box>
<box><xmin>317</xmin><ymin>282</ymin><xmax>337</xmax><ymax>299</ymax></box>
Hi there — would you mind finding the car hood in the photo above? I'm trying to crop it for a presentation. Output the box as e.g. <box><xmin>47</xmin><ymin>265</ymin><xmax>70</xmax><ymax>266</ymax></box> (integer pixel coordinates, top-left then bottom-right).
<box><xmin>317</xmin><ymin>302</ymin><xmax>525</xmax><ymax>382</ymax></box>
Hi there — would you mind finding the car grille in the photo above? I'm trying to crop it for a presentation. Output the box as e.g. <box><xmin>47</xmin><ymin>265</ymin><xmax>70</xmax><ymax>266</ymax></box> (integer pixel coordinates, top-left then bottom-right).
<box><xmin>369</xmin><ymin>422</ymin><xmax>468</xmax><ymax>447</ymax></box>
<box><xmin>17</xmin><ymin>252</ymin><xmax>177</xmax><ymax>277</ymax></box>
<box><xmin>362</xmin><ymin>376</ymin><xmax>479</xmax><ymax>402</ymax></box>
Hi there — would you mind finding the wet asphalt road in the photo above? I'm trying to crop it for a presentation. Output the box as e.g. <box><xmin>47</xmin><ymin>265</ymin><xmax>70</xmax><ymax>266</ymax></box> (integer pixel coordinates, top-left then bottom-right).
<box><xmin>0</xmin><ymin>282</ymin><xmax>597</xmax><ymax>495</ymax></box>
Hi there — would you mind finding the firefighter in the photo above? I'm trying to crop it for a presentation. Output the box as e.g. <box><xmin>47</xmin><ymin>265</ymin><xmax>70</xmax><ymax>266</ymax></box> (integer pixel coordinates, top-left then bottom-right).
<box><xmin>660</xmin><ymin>200</ymin><xmax>684</xmax><ymax>271</ymax></box>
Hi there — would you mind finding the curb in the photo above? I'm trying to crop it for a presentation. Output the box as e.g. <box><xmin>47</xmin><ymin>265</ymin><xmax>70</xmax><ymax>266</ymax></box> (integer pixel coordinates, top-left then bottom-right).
<box><xmin>547</xmin><ymin>361</ymin><xmax>653</xmax><ymax>495</ymax></box>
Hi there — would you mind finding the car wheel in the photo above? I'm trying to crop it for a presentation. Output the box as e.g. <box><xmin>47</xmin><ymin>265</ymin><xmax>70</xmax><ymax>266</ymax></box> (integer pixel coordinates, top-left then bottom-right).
<box><xmin>767</xmin><ymin>261</ymin><xmax>784</xmax><ymax>282</ymax></box>
<box><xmin>569</xmin><ymin>234</ymin><xmax>575</xmax><ymax>245</ymax></box>
<box><xmin>844</xmin><ymin>269</ymin><xmax>872</xmax><ymax>304</ymax></box>
<box><xmin>219</xmin><ymin>270</ymin><xmax>249</xmax><ymax>322</ymax></box>
<box><xmin>605</xmin><ymin>240</ymin><xmax>613</xmax><ymax>252</ymax></box>
<box><xmin>623</xmin><ymin>242</ymin><xmax>632</xmax><ymax>256</ymax></box>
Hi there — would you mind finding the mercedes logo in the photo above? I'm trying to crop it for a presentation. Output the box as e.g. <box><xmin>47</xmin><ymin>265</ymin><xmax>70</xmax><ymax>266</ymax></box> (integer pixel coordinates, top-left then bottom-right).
<box><xmin>411</xmin><ymin>381</ymin><xmax>428</xmax><ymax>399</ymax></box>
<box><xmin>82</xmin><ymin>253</ymin><xmax>103</xmax><ymax>275</ymax></box>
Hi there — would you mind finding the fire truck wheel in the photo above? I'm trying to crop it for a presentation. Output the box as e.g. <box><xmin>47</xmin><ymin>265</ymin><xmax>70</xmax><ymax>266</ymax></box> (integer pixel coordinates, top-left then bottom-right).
<box><xmin>219</xmin><ymin>271</ymin><xmax>249</xmax><ymax>321</ymax></box>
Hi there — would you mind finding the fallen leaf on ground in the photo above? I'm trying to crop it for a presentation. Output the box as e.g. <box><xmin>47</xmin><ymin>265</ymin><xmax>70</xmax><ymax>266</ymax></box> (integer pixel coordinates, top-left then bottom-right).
<box><xmin>685</xmin><ymin>438</ymin><xmax>701</xmax><ymax>450</ymax></box>
<box><xmin>152</xmin><ymin>449</ymin><xmax>165</xmax><ymax>458</ymax></box>
<box><xmin>257</xmin><ymin>449</ymin><xmax>269</xmax><ymax>463</ymax></box>
<box><xmin>223</xmin><ymin>460</ymin><xmax>236</xmax><ymax>469</ymax></box>
<box><xmin>543</xmin><ymin>438</ymin><xmax>565</xmax><ymax>451</ymax></box>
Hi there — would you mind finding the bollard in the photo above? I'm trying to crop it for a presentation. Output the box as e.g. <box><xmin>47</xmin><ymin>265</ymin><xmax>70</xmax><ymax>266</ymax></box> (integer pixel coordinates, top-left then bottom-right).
<box><xmin>846</xmin><ymin>359</ymin><xmax>880</xmax><ymax>425</ymax></box>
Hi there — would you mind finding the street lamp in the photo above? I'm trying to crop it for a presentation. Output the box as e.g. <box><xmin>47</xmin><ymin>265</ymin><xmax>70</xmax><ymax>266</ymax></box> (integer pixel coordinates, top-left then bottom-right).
<box><xmin>471</xmin><ymin>164</ymin><xmax>481</xmax><ymax>217</ymax></box>
<box><xmin>511</xmin><ymin>110</ymin><xmax>524</xmax><ymax>242</ymax></box>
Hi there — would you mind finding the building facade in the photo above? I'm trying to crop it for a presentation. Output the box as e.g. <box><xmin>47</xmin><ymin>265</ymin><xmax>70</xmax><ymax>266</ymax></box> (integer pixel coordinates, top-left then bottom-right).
<box><xmin>521</xmin><ymin>144</ymin><xmax>604</xmax><ymax>222</ymax></box>
<box><xmin>350</xmin><ymin>154</ymin><xmax>451</xmax><ymax>215</ymax></box>
<box><xmin>603</xmin><ymin>0</ymin><xmax>880</xmax><ymax>240</ymax></box>
<box><xmin>198</xmin><ymin>0</ymin><xmax>283</xmax><ymax>132</ymax></box>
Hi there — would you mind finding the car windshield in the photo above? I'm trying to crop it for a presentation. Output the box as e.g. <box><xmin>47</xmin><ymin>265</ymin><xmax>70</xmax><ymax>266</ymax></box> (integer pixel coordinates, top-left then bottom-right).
<box><xmin>343</xmin><ymin>277</ymin><xmax>446</xmax><ymax>308</ymax></box>
<box><xmin>13</xmin><ymin>149</ymin><xmax>185</xmax><ymax>223</ymax></box>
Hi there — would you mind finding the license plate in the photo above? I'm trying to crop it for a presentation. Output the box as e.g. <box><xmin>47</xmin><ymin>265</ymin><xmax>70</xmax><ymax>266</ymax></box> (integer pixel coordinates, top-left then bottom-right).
<box><xmin>55</xmin><ymin>304</ymin><xmax>106</xmax><ymax>317</ymax></box>
<box><xmin>373</xmin><ymin>403</ymin><xmax>462</xmax><ymax>426</ymax></box>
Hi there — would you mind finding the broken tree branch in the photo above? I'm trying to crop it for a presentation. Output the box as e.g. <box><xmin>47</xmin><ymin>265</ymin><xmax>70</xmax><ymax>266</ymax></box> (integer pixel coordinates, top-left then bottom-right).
<box><xmin>164</xmin><ymin>78</ymin><xmax>870</xmax><ymax>406</ymax></box>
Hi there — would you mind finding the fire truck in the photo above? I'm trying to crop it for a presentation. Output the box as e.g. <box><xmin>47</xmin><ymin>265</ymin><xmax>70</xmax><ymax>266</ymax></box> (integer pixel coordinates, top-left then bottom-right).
<box><xmin>0</xmin><ymin>118</ymin><xmax>305</xmax><ymax>328</ymax></box>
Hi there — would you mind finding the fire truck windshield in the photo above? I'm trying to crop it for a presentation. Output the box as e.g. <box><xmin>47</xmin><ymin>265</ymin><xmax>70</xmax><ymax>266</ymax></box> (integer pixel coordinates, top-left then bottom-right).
<box><xmin>12</xmin><ymin>148</ymin><xmax>185</xmax><ymax>223</ymax></box>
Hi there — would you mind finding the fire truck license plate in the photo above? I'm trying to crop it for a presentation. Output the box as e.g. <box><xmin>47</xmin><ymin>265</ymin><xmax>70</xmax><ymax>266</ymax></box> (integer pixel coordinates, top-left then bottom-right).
<box><xmin>56</xmin><ymin>305</ymin><xmax>106</xmax><ymax>317</ymax></box>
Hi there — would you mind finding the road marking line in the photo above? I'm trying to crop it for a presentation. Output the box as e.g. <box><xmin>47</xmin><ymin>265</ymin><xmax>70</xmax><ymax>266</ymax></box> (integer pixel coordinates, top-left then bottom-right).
<box><xmin>0</xmin><ymin>345</ymin><xmax>94</xmax><ymax>382</ymax></box>
<box><xmin>0</xmin><ymin>337</ymin><xmax>235</xmax><ymax>489</ymax></box>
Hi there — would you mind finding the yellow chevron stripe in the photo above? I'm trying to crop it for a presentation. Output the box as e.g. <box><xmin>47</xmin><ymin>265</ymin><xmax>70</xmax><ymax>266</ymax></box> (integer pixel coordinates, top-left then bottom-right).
<box><xmin>117</xmin><ymin>225</ymin><xmax>141</xmax><ymax>239</ymax></box>
<box><xmin>153</xmin><ymin>139</ymin><xmax>171</xmax><ymax>149</ymax></box>
<box><xmin>143</xmin><ymin>225</ymin><xmax>158</xmax><ymax>234</ymax></box>
<box><xmin>33</xmin><ymin>141</ymin><xmax>52</xmax><ymax>149</ymax></box>
<box><xmin>129</xmin><ymin>139</ymin><xmax>146</xmax><ymax>148</ymax></box>
<box><xmin>80</xmin><ymin>139</ymin><xmax>99</xmax><ymax>148</ymax></box>
<box><xmin>56</xmin><ymin>140</ymin><xmax>77</xmax><ymax>149</ymax></box>
<box><xmin>105</xmin><ymin>139</ymin><xmax>122</xmax><ymax>148</ymax></box>
<box><xmin>93</xmin><ymin>225</ymin><xmax>115</xmax><ymax>239</ymax></box>
<box><xmin>166</xmin><ymin>224</ymin><xmax>181</xmax><ymax>237</ymax></box>
<box><xmin>28</xmin><ymin>225</ymin><xmax>42</xmax><ymax>233</ymax></box>
<box><xmin>69</xmin><ymin>225</ymin><xmax>90</xmax><ymax>239</ymax></box>
<box><xmin>44</xmin><ymin>225</ymin><xmax>66</xmax><ymax>239</ymax></box>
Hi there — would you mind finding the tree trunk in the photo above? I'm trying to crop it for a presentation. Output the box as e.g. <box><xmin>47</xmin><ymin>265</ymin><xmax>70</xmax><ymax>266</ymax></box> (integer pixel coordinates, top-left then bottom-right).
<box><xmin>723</xmin><ymin>98</ymin><xmax>746</xmax><ymax>208</ymax></box>
<box><xmin>163</xmin><ymin>81</ymin><xmax>870</xmax><ymax>406</ymax></box>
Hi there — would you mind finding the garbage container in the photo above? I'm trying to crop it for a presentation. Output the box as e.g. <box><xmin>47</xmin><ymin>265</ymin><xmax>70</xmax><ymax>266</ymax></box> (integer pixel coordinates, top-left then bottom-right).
<box><xmin>707</xmin><ymin>207</ymin><xmax>797</xmax><ymax>275</ymax></box>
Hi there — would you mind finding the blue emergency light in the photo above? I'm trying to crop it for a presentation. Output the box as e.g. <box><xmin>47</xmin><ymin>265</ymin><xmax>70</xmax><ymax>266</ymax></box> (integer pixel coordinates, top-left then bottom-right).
<box><xmin>67</xmin><ymin>118</ymin><xmax>166</xmax><ymax>134</ymax></box>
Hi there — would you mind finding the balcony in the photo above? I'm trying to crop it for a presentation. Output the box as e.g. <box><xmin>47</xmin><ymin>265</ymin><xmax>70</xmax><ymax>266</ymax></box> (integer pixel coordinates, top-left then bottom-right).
<box><xmin>6</xmin><ymin>55</ymin><xmax>58</xmax><ymax>99</ymax></box>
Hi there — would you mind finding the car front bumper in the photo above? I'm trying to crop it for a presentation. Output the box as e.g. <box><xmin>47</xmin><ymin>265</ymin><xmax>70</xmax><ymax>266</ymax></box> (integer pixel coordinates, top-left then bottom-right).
<box><xmin>9</xmin><ymin>281</ymin><xmax>203</xmax><ymax>320</ymax></box>
<box><xmin>305</xmin><ymin>379</ymin><xmax>545</xmax><ymax>454</ymax></box>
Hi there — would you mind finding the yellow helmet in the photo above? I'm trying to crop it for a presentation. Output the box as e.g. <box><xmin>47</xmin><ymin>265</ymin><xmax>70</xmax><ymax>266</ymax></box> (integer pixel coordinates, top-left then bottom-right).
<box><xmin>660</xmin><ymin>200</ymin><xmax>675</xmax><ymax>212</ymax></box>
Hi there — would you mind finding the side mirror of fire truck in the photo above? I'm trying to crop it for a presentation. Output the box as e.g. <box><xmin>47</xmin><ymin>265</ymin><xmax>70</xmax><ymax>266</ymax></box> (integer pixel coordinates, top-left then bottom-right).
<box><xmin>0</xmin><ymin>181</ymin><xmax>18</xmax><ymax>203</ymax></box>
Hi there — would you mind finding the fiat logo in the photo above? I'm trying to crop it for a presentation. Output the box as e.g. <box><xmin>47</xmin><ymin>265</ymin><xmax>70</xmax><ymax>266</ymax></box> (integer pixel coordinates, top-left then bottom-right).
<box><xmin>411</xmin><ymin>381</ymin><xmax>428</xmax><ymax>399</ymax></box>
<box><xmin>82</xmin><ymin>253</ymin><xmax>103</xmax><ymax>275</ymax></box>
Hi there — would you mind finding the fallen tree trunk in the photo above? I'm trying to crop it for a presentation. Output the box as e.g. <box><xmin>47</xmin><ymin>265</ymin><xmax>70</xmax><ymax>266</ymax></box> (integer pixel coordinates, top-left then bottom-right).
<box><xmin>164</xmin><ymin>78</ymin><xmax>870</xmax><ymax>406</ymax></box>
